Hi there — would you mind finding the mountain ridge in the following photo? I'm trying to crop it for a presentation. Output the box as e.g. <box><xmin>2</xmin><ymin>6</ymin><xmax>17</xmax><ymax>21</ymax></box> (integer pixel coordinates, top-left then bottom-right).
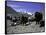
<box><xmin>6</xmin><ymin>6</ymin><xmax>31</xmax><ymax>17</ymax></box>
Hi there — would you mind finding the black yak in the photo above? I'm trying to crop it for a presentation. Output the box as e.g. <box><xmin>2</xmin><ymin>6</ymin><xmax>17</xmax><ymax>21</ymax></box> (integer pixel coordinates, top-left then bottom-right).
<box><xmin>40</xmin><ymin>20</ymin><xmax>45</xmax><ymax>27</ymax></box>
<box><xmin>35</xmin><ymin>12</ymin><xmax>43</xmax><ymax>24</ymax></box>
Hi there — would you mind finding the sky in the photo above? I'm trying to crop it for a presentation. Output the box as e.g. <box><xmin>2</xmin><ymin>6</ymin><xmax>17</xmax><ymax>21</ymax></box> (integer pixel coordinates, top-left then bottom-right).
<box><xmin>6</xmin><ymin>0</ymin><xmax>16</xmax><ymax>1</ymax></box>
<box><xmin>7</xmin><ymin>1</ymin><xmax>45</xmax><ymax>14</ymax></box>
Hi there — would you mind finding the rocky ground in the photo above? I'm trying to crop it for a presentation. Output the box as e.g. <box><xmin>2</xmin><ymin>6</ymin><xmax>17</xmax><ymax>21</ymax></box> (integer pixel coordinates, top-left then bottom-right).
<box><xmin>7</xmin><ymin>20</ymin><xmax>45</xmax><ymax>34</ymax></box>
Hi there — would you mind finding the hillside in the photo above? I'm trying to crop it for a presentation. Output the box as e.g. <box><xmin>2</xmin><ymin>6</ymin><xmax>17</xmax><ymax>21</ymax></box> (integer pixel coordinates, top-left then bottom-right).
<box><xmin>6</xmin><ymin>6</ymin><xmax>31</xmax><ymax>17</ymax></box>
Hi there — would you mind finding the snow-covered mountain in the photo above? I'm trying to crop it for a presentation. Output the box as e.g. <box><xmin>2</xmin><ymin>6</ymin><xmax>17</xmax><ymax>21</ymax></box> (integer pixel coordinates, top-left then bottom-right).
<box><xmin>14</xmin><ymin>8</ymin><xmax>32</xmax><ymax>15</ymax></box>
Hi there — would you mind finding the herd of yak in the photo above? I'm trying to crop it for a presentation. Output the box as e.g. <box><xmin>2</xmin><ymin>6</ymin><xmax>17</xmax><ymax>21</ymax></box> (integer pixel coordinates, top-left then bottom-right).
<box><xmin>6</xmin><ymin>12</ymin><xmax>45</xmax><ymax>27</ymax></box>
